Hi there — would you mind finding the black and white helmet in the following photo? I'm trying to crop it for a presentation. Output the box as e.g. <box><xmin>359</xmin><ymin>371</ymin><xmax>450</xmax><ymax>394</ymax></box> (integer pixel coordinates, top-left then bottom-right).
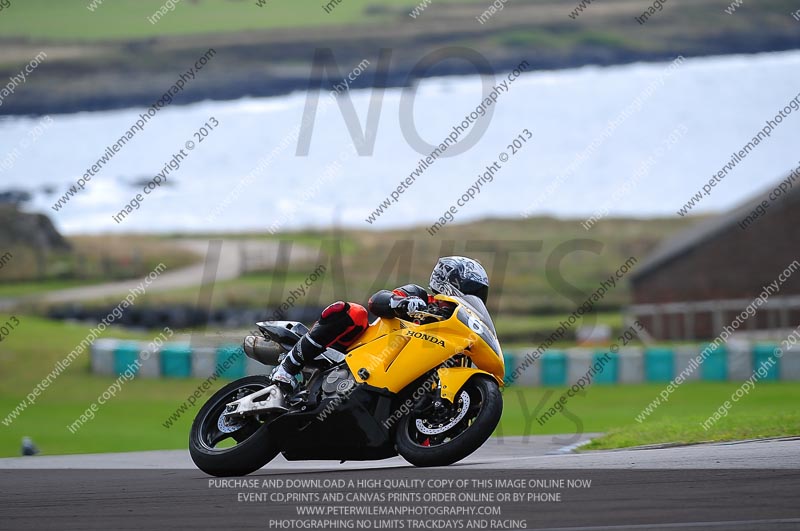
<box><xmin>429</xmin><ymin>256</ymin><xmax>490</xmax><ymax>304</ymax></box>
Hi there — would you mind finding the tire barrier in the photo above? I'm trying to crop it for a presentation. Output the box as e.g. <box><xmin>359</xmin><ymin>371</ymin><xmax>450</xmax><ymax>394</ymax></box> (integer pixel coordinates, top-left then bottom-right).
<box><xmin>91</xmin><ymin>341</ymin><xmax>272</xmax><ymax>380</ymax></box>
<box><xmin>48</xmin><ymin>305</ymin><xmax>323</xmax><ymax>331</ymax></box>
<box><xmin>89</xmin><ymin>341</ymin><xmax>800</xmax><ymax>383</ymax></box>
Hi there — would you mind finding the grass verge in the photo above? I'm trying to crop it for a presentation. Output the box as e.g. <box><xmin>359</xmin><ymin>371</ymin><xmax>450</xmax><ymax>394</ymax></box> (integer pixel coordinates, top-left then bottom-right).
<box><xmin>1</xmin><ymin>315</ymin><xmax>797</xmax><ymax>457</ymax></box>
<box><xmin>498</xmin><ymin>383</ymin><xmax>800</xmax><ymax>450</ymax></box>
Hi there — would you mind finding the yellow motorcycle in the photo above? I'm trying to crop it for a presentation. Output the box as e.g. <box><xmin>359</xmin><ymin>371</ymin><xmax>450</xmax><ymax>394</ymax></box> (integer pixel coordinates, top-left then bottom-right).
<box><xmin>189</xmin><ymin>294</ymin><xmax>504</xmax><ymax>476</ymax></box>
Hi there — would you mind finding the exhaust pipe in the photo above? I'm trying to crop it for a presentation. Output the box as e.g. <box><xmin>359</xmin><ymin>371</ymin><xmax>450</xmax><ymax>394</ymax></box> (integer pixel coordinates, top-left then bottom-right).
<box><xmin>243</xmin><ymin>335</ymin><xmax>286</xmax><ymax>366</ymax></box>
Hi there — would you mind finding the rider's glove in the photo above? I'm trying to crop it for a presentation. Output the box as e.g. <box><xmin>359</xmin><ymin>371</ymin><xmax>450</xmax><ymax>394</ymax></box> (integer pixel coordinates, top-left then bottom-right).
<box><xmin>397</xmin><ymin>296</ymin><xmax>427</xmax><ymax>316</ymax></box>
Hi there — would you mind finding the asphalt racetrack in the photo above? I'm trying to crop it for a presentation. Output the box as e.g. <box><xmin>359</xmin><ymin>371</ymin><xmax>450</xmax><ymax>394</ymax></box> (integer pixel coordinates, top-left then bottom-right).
<box><xmin>1</xmin><ymin>435</ymin><xmax>799</xmax><ymax>531</ymax></box>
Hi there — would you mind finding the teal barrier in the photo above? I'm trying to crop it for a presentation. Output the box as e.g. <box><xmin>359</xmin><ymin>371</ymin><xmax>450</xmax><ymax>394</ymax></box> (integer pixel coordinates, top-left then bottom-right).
<box><xmin>645</xmin><ymin>348</ymin><xmax>674</xmax><ymax>382</ymax></box>
<box><xmin>216</xmin><ymin>345</ymin><xmax>247</xmax><ymax>379</ymax></box>
<box><xmin>701</xmin><ymin>344</ymin><xmax>727</xmax><ymax>381</ymax></box>
<box><xmin>752</xmin><ymin>344</ymin><xmax>780</xmax><ymax>380</ymax></box>
<box><xmin>592</xmin><ymin>351</ymin><xmax>618</xmax><ymax>384</ymax></box>
<box><xmin>541</xmin><ymin>351</ymin><xmax>567</xmax><ymax>386</ymax></box>
<box><xmin>113</xmin><ymin>342</ymin><xmax>141</xmax><ymax>377</ymax></box>
<box><xmin>502</xmin><ymin>352</ymin><xmax>516</xmax><ymax>385</ymax></box>
<box><xmin>160</xmin><ymin>344</ymin><xmax>192</xmax><ymax>378</ymax></box>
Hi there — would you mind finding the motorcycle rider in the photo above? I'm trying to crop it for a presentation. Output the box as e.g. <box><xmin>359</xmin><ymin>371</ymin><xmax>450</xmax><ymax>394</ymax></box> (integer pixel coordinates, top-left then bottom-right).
<box><xmin>269</xmin><ymin>256</ymin><xmax>490</xmax><ymax>394</ymax></box>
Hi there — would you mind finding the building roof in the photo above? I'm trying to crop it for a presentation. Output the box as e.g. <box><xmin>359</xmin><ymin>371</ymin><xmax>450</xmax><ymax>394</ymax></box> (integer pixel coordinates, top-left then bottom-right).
<box><xmin>631</xmin><ymin>171</ymin><xmax>800</xmax><ymax>281</ymax></box>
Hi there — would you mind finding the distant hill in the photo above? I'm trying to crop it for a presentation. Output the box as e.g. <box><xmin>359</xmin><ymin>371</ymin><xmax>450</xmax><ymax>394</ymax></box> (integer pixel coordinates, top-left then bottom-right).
<box><xmin>0</xmin><ymin>0</ymin><xmax>798</xmax><ymax>115</ymax></box>
<box><xmin>0</xmin><ymin>205</ymin><xmax>70</xmax><ymax>253</ymax></box>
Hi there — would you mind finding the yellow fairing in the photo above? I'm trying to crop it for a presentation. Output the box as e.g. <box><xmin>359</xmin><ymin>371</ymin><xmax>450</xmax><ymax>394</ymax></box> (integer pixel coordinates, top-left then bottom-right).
<box><xmin>436</xmin><ymin>367</ymin><xmax>496</xmax><ymax>402</ymax></box>
<box><xmin>345</xmin><ymin>295</ymin><xmax>504</xmax><ymax>397</ymax></box>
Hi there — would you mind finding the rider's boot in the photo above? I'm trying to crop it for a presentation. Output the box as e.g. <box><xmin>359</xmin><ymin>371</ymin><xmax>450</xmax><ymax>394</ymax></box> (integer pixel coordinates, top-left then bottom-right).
<box><xmin>270</xmin><ymin>333</ymin><xmax>325</xmax><ymax>395</ymax></box>
<box><xmin>270</xmin><ymin>301</ymin><xmax>368</xmax><ymax>397</ymax></box>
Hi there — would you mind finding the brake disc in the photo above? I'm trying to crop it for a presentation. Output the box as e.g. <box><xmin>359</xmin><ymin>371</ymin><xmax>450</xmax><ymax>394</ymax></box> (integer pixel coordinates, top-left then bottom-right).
<box><xmin>415</xmin><ymin>390</ymin><xmax>471</xmax><ymax>435</ymax></box>
<box><xmin>217</xmin><ymin>412</ymin><xmax>247</xmax><ymax>433</ymax></box>
<box><xmin>217</xmin><ymin>387</ymin><xmax>255</xmax><ymax>433</ymax></box>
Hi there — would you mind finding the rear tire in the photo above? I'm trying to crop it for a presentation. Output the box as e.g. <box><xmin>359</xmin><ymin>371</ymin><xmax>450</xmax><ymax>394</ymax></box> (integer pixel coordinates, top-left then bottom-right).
<box><xmin>189</xmin><ymin>376</ymin><xmax>280</xmax><ymax>477</ymax></box>
<box><xmin>395</xmin><ymin>376</ymin><xmax>502</xmax><ymax>467</ymax></box>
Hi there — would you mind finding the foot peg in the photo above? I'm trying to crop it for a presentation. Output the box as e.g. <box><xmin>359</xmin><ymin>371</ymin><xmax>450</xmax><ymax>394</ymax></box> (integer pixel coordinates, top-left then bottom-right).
<box><xmin>287</xmin><ymin>389</ymin><xmax>308</xmax><ymax>407</ymax></box>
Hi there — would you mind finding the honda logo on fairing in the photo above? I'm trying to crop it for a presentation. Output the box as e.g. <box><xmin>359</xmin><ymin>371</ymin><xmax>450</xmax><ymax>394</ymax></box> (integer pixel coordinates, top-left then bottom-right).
<box><xmin>405</xmin><ymin>330</ymin><xmax>446</xmax><ymax>347</ymax></box>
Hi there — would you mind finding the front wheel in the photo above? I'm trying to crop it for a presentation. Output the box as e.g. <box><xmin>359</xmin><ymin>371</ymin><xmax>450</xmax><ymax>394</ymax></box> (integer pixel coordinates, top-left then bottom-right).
<box><xmin>189</xmin><ymin>375</ymin><xmax>280</xmax><ymax>477</ymax></box>
<box><xmin>395</xmin><ymin>376</ymin><xmax>502</xmax><ymax>467</ymax></box>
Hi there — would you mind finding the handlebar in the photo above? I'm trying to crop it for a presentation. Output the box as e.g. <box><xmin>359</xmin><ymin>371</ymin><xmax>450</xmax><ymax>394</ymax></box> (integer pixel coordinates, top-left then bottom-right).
<box><xmin>408</xmin><ymin>310</ymin><xmax>446</xmax><ymax>322</ymax></box>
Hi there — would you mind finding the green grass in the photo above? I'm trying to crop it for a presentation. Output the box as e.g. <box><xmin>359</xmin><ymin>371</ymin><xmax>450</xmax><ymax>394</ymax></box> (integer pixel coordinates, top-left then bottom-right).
<box><xmin>2</xmin><ymin>0</ymin><xmax>793</xmax><ymax>43</ymax></box>
<box><xmin>0</xmin><ymin>0</ymin><xmax>484</xmax><ymax>41</ymax></box>
<box><xmin>586</xmin><ymin>411</ymin><xmax>800</xmax><ymax>450</ymax></box>
<box><xmin>0</xmin><ymin>279</ymin><xmax>104</xmax><ymax>298</ymax></box>
<box><xmin>0</xmin><ymin>382</ymin><xmax>207</xmax><ymax>456</ymax></box>
<box><xmin>498</xmin><ymin>383</ymin><xmax>800</xmax><ymax>449</ymax></box>
<box><xmin>0</xmin><ymin>314</ymin><xmax>210</xmax><ymax>456</ymax></box>
<box><xmin>496</xmin><ymin>29</ymin><xmax>641</xmax><ymax>51</ymax></box>
<box><xmin>2</xmin><ymin>315</ymin><xmax>797</xmax><ymax>457</ymax></box>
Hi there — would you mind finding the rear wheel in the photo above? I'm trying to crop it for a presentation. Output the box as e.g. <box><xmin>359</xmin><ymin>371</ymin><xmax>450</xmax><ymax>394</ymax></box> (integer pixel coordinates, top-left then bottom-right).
<box><xmin>395</xmin><ymin>376</ymin><xmax>502</xmax><ymax>467</ymax></box>
<box><xmin>189</xmin><ymin>376</ymin><xmax>280</xmax><ymax>477</ymax></box>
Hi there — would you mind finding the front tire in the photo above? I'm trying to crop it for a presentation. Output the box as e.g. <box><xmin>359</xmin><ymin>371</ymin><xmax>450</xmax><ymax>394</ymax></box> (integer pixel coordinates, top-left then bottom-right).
<box><xmin>395</xmin><ymin>376</ymin><xmax>502</xmax><ymax>467</ymax></box>
<box><xmin>189</xmin><ymin>375</ymin><xmax>280</xmax><ymax>477</ymax></box>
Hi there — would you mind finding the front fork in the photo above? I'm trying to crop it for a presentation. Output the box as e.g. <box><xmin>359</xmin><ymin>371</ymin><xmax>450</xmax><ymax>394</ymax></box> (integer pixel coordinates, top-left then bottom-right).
<box><xmin>412</xmin><ymin>356</ymin><xmax>500</xmax><ymax>412</ymax></box>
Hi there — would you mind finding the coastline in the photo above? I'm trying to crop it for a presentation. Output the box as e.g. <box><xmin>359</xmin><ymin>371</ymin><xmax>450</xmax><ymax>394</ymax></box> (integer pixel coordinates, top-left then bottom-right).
<box><xmin>1</xmin><ymin>34</ymin><xmax>798</xmax><ymax>117</ymax></box>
